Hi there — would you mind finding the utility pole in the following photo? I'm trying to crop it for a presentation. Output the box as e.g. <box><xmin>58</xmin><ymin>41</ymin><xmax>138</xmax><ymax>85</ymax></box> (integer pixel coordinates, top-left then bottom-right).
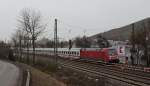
<box><xmin>19</xmin><ymin>35</ymin><xmax>22</xmax><ymax>62</ymax></box>
<box><xmin>54</xmin><ymin>19</ymin><xmax>58</xmax><ymax>64</ymax></box>
<box><xmin>143</xmin><ymin>22</ymin><xmax>149</xmax><ymax>67</ymax></box>
<box><xmin>132</xmin><ymin>23</ymin><xmax>135</xmax><ymax>51</ymax></box>
<box><xmin>32</xmin><ymin>28</ymin><xmax>35</xmax><ymax>64</ymax></box>
<box><xmin>131</xmin><ymin>23</ymin><xmax>135</xmax><ymax>65</ymax></box>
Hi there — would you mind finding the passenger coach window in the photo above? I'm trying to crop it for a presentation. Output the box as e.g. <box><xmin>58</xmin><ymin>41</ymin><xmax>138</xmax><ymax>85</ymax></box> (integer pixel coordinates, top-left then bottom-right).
<box><xmin>75</xmin><ymin>52</ymin><xmax>76</xmax><ymax>55</ymax></box>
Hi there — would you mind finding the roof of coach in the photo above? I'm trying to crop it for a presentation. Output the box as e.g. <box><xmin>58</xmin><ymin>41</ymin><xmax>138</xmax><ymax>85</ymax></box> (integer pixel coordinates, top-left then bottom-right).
<box><xmin>26</xmin><ymin>48</ymin><xmax>81</xmax><ymax>52</ymax></box>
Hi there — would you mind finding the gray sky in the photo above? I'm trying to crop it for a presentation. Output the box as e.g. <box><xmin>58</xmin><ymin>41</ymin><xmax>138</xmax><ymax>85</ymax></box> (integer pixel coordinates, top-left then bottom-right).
<box><xmin>0</xmin><ymin>0</ymin><xmax>150</xmax><ymax>41</ymax></box>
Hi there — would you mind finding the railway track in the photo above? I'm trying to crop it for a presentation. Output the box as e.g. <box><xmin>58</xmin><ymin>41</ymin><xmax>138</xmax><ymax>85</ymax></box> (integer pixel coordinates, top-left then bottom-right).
<box><xmin>58</xmin><ymin>58</ymin><xmax>150</xmax><ymax>86</ymax></box>
<box><xmin>25</xmin><ymin>53</ymin><xmax>150</xmax><ymax>77</ymax></box>
<box><xmin>61</xmin><ymin>57</ymin><xmax>150</xmax><ymax>78</ymax></box>
<box><xmin>21</xmin><ymin>53</ymin><xmax>150</xmax><ymax>86</ymax></box>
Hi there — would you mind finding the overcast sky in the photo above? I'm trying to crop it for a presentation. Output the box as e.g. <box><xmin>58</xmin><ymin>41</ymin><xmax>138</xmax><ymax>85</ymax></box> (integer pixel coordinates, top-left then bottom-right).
<box><xmin>0</xmin><ymin>0</ymin><xmax>150</xmax><ymax>41</ymax></box>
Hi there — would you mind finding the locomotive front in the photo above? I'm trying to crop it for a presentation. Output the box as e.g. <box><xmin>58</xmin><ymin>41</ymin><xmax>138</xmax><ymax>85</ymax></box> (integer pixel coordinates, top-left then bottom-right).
<box><xmin>107</xmin><ymin>48</ymin><xmax>119</xmax><ymax>63</ymax></box>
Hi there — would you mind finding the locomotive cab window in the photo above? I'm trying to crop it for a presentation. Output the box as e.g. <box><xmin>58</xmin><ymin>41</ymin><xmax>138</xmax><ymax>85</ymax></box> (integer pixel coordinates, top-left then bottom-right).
<box><xmin>108</xmin><ymin>49</ymin><xmax>116</xmax><ymax>55</ymax></box>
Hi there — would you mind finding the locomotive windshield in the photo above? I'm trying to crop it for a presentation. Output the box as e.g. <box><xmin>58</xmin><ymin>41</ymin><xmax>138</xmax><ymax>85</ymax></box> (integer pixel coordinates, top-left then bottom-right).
<box><xmin>108</xmin><ymin>49</ymin><xmax>116</xmax><ymax>55</ymax></box>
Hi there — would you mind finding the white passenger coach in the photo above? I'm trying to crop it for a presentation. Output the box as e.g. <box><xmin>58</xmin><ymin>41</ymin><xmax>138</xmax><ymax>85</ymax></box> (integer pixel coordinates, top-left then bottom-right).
<box><xmin>23</xmin><ymin>48</ymin><xmax>81</xmax><ymax>59</ymax></box>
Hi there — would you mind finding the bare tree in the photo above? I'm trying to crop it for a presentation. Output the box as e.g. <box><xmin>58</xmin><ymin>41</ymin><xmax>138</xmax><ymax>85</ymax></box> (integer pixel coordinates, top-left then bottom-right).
<box><xmin>11</xmin><ymin>29</ymin><xmax>25</xmax><ymax>61</ymax></box>
<box><xmin>75</xmin><ymin>36</ymin><xmax>91</xmax><ymax>48</ymax></box>
<box><xmin>18</xmin><ymin>8</ymin><xmax>46</xmax><ymax>64</ymax></box>
<box><xmin>130</xmin><ymin>21</ymin><xmax>150</xmax><ymax>66</ymax></box>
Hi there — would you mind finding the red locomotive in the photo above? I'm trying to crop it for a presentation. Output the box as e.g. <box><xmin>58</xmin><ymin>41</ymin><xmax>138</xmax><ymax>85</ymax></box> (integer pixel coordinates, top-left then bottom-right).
<box><xmin>80</xmin><ymin>48</ymin><xmax>119</xmax><ymax>63</ymax></box>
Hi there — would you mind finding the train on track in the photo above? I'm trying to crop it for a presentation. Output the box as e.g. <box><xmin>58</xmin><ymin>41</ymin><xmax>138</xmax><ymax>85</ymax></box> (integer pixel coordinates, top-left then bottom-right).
<box><xmin>23</xmin><ymin>47</ymin><xmax>119</xmax><ymax>63</ymax></box>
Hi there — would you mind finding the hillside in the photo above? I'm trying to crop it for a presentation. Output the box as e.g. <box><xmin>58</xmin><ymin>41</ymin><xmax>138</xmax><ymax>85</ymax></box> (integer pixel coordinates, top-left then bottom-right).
<box><xmin>91</xmin><ymin>18</ymin><xmax>150</xmax><ymax>41</ymax></box>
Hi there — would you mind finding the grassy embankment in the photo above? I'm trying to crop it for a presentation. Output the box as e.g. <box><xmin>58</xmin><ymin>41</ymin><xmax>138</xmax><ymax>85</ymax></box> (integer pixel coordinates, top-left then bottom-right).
<box><xmin>16</xmin><ymin>54</ymin><xmax>106</xmax><ymax>86</ymax></box>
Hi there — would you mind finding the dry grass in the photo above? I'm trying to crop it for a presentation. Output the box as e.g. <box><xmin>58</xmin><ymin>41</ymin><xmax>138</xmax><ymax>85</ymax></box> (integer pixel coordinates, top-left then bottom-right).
<box><xmin>18</xmin><ymin>54</ymin><xmax>106</xmax><ymax>86</ymax></box>
<box><xmin>20</xmin><ymin>63</ymin><xmax>66</xmax><ymax>86</ymax></box>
